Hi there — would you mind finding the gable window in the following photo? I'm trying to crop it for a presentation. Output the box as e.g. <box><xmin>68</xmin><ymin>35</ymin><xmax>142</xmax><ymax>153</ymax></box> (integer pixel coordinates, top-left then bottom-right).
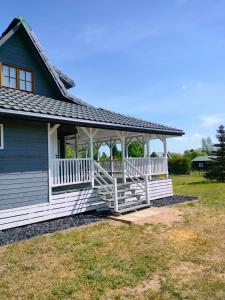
<box><xmin>3</xmin><ymin>65</ymin><xmax>16</xmax><ymax>89</ymax></box>
<box><xmin>0</xmin><ymin>63</ymin><xmax>34</xmax><ymax>93</ymax></box>
<box><xmin>19</xmin><ymin>70</ymin><xmax>33</xmax><ymax>92</ymax></box>
<box><xmin>0</xmin><ymin>124</ymin><xmax>3</xmax><ymax>149</ymax></box>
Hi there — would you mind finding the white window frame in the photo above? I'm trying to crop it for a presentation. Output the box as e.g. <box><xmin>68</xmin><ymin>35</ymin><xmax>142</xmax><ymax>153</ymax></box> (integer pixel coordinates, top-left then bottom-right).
<box><xmin>0</xmin><ymin>124</ymin><xmax>4</xmax><ymax>149</ymax></box>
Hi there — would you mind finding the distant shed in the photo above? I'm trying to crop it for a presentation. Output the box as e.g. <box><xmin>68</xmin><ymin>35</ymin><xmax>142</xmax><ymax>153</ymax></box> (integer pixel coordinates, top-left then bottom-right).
<box><xmin>192</xmin><ymin>156</ymin><xmax>215</xmax><ymax>170</ymax></box>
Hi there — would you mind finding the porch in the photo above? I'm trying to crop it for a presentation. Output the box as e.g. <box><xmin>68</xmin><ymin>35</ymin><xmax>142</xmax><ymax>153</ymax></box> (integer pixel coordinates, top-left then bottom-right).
<box><xmin>48</xmin><ymin>124</ymin><xmax>172</xmax><ymax>214</ymax></box>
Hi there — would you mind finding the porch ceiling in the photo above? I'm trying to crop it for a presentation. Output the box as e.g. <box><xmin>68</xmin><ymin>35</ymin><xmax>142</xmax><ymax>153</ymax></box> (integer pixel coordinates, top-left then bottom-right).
<box><xmin>66</xmin><ymin>127</ymin><xmax>176</xmax><ymax>146</ymax></box>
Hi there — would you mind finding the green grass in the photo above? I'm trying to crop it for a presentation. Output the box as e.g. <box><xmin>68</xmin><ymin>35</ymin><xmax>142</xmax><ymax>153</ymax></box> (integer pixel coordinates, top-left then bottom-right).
<box><xmin>0</xmin><ymin>174</ymin><xmax>225</xmax><ymax>299</ymax></box>
<box><xmin>172</xmin><ymin>173</ymin><xmax>225</xmax><ymax>208</ymax></box>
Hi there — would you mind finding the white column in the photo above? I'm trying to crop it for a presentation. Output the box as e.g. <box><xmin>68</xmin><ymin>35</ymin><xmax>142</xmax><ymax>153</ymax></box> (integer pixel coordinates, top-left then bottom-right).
<box><xmin>89</xmin><ymin>129</ymin><xmax>95</xmax><ymax>187</ymax></box>
<box><xmin>147</xmin><ymin>139</ymin><xmax>150</xmax><ymax>157</ymax></box>
<box><xmin>121</xmin><ymin>135</ymin><xmax>126</xmax><ymax>183</ymax></box>
<box><xmin>75</xmin><ymin>133</ymin><xmax>78</xmax><ymax>158</ymax></box>
<box><xmin>47</xmin><ymin>123</ymin><xmax>52</xmax><ymax>202</ymax></box>
<box><xmin>126</xmin><ymin>145</ymin><xmax>129</xmax><ymax>158</ymax></box>
<box><xmin>162</xmin><ymin>138</ymin><xmax>168</xmax><ymax>178</ymax></box>
<box><xmin>163</xmin><ymin>138</ymin><xmax>167</xmax><ymax>157</ymax></box>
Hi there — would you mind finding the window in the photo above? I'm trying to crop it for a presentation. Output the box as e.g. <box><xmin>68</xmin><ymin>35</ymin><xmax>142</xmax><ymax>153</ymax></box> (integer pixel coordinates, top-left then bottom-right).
<box><xmin>0</xmin><ymin>124</ymin><xmax>3</xmax><ymax>149</ymax></box>
<box><xmin>0</xmin><ymin>63</ymin><xmax>34</xmax><ymax>92</ymax></box>
<box><xmin>19</xmin><ymin>70</ymin><xmax>33</xmax><ymax>92</ymax></box>
<box><xmin>3</xmin><ymin>65</ymin><xmax>16</xmax><ymax>89</ymax></box>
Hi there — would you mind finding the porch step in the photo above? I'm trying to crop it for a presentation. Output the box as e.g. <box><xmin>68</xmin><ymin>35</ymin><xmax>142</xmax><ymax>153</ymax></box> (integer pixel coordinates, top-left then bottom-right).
<box><xmin>115</xmin><ymin>203</ymin><xmax>150</xmax><ymax>214</ymax></box>
<box><xmin>101</xmin><ymin>193</ymin><xmax>141</xmax><ymax>203</ymax></box>
<box><xmin>94</xmin><ymin>182</ymin><xmax>131</xmax><ymax>191</ymax></box>
<box><xmin>97</xmin><ymin>188</ymin><xmax>136</xmax><ymax>196</ymax></box>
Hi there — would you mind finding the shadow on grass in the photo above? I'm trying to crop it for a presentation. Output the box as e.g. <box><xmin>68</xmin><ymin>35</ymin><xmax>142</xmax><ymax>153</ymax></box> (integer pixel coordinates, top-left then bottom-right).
<box><xmin>188</xmin><ymin>180</ymin><xmax>222</xmax><ymax>185</ymax></box>
<box><xmin>188</xmin><ymin>181</ymin><xmax>211</xmax><ymax>185</ymax></box>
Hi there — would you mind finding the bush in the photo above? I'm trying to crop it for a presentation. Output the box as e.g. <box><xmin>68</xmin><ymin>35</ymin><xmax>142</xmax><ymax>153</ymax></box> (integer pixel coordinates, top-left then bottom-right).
<box><xmin>168</xmin><ymin>154</ymin><xmax>191</xmax><ymax>175</ymax></box>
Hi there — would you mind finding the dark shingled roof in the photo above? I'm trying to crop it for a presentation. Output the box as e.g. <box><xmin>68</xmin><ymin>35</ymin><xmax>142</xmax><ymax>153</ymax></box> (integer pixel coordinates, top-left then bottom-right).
<box><xmin>0</xmin><ymin>88</ymin><xmax>184</xmax><ymax>135</ymax></box>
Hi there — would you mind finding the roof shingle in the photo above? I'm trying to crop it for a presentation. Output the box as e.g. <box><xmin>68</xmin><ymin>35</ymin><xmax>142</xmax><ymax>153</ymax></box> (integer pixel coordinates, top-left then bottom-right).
<box><xmin>0</xmin><ymin>88</ymin><xmax>184</xmax><ymax>135</ymax></box>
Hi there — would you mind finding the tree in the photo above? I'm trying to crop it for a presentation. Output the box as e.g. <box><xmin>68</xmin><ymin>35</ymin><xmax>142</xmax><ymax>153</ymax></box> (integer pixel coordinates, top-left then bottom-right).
<box><xmin>204</xmin><ymin>125</ymin><xmax>225</xmax><ymax>182</ymax></box>
<box><xmin>201</xmin><ymin>137</ymin><xmax>213</xmax><ymax>155</ymax></box>
<box><xmin>65</xmin><ymin>144</ymin><xmax>75</xmax><ymax>158</ymax></box>
<box><xmin>184</xmin><ymin>149</ymin><xmax>207</xmax><ymax>161</ymax></box>
<box><xmin>128</xmin><ymin>141</ymin><xmax>144</xmax><ymax>157</ymax></box>
<box><xmin>112</xmin><ymin>144</ymin><xmax>121</xmax><ymax>160</ymax></box>
<box><xmin>150</xmin><ymin>152</ymin><xmax>158</xmax><ymax>158</ymax></box>
<box><xmin>100</xmin><ymin>152</ymin><xmax>108</xmax><ymax>160</ymax></box>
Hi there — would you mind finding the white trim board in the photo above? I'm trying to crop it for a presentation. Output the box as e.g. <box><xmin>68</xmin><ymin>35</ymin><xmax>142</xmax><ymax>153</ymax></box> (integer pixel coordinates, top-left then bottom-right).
<box><xmin>0</xmin><ymin>124</ymin><xmax>4</xmax><ymax>149</ymax></box>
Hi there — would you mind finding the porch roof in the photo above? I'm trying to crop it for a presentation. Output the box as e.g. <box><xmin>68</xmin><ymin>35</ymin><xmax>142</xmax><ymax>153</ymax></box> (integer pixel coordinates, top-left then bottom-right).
<box><xmin>0</xmin><ymin>88</ymin><xmax>184</xmax><ymax>136</ymax></box>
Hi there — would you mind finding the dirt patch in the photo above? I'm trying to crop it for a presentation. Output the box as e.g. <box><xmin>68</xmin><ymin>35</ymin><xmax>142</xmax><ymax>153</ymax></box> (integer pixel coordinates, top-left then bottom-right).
<box><xmin>103</xmin><ymin>275</ymin><xmax>161</xmax><ymax>299</ymax></box>
<box><xmin>168</xmin><ymin>229</ymin><xmax>200</xmax><ymax>242</ymax></box>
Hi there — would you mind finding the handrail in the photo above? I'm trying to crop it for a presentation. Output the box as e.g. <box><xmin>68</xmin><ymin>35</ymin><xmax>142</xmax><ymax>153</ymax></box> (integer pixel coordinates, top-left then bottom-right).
<box><xmin>124</xmin><ymin>159</ymin><xmax>149</xmax><ymax>204</ymax></box>
<box><xmin>93</xmin><ymin>161</ymin><xmax>118</xmax><ymax>212</ymax></box>
<box><xmin>93</xmin><ymin>161</ymin><xmax>114</xmax><ymax>182</ymax></box>
<box><xmin>124</xmin><ymin>159</ymin><xmax>145</xmax><ymax>177</ymax></box>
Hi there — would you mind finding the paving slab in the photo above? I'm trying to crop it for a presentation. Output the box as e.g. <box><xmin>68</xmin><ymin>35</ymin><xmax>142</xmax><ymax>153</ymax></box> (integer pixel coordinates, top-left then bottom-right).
<box><xmin>109</xmin><ymin>207</ymin><xmax>183</xmax><ymax>225</ymax></box>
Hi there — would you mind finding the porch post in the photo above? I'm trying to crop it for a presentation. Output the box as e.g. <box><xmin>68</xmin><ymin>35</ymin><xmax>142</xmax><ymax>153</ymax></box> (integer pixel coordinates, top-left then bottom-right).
<box><xmin>147</xmin><ymin>139</ymin><xmax>150</xmax><ymax>157</ymax></box>
<box><xmin>80</xmin><ymin>127</ymin><xmax>98</xmax><ymax>187</ymax></box>
<box><xmin>120</xmin><ymin>133</ymin><xmax>126</xmax><ymax>183</ymax></box>
<box><xmin>89</xmin><ymin>129</ymin><xmax>95</xmax><ymax>187</ymax></box>
<box><xmin>147</xmin><ymin>140</ymin><xmax>151</xmax><ymax>180</ymax></box>
<box><xmin>47</xmin><ymin>123</ymin><xmax>52</xmax><ymax>202</ymax></box>
<box><xmin>126</xmin><ymin>145</ymin><xmax>129</xmax><ymax>158</ymax></box>
<box><xmin>162</xmin><ymin>138</ymin><xmax>168</xmax><ymax>178</ymax></box>
<box><xmin>75</xmin><ymin>133</ymin><xmax>79</xmax><ymax>158</ymax></box>
<box><xmin>163</xmin><ymin>138</ymin><xmax>167</xmax><ymax>157</ymax></box>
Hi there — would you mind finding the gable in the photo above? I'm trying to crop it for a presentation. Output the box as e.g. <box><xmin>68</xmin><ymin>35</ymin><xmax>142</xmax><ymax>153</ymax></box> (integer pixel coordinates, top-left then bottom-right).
<box><xmin>0</xmin><ymin>26</ymin><xmax>62</xmax><ymax>98</ymax></box>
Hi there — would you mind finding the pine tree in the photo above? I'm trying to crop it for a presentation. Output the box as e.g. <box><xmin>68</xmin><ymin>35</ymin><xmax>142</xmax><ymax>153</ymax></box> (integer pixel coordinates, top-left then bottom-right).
<box><xmin>204</xmin><ymin>125</ymin><xmax>225</xmax><ymax>182</ymax></box>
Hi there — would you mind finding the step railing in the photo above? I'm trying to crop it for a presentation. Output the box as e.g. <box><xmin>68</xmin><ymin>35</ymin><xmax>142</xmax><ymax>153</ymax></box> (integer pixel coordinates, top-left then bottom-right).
<box><xmin>51</xmin><ymin>158</ymin><xmax>92</xmax><ymax>187</ymax></box>
<box><xmin>124</xmin><ymin>159</ymin><xmax>150</xmax><ymax>204</ymax></box>
<box><xmin>93</xmin><ymin>161</ymin><xmax>118</xmax><ymax>212</ymax></box>
<box><xmin>97</xmin><ymin>160</ymin><xmax>123</xmax><ymax>175</ymax></box>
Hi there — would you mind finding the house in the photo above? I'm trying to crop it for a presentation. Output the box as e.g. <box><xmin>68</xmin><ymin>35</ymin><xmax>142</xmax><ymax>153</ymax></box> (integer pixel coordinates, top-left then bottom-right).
<box><xmin>0</xmin><ymin>17</ymin><xmax>184</xmax><ymax>230</ymax></box>
<box><xmin>192</xmin><ymin>156</ymin><xmax>214</xmax><ymax>171</ymax></box>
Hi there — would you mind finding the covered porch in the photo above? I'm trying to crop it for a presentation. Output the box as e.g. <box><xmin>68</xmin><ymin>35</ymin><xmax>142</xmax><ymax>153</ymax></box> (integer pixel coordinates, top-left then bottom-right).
<box><xmin>48</xmin><ymin>123</ymin><xmax>172</xmax><ymax>213</ymax></box>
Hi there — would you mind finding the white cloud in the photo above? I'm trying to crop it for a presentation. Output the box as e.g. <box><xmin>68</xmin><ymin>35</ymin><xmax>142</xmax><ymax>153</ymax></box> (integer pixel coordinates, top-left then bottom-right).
<box><xmin>181</xmin><ymin>85</ymin><xmax>188</xmax><ymax>90</ymax></box>
<box><xmin>174</xmin><ymin>132</ymin><xmax>204</xmax><ymax>142</ymax></box>
<box><xmin>168</xmin><ymin>132</ymin><xmax>205</xmax><ymax>153</ymax></box>
<box><xmin>200</xmin><ymin>114</ymin><xmax>225</xmax><ymax>127</ymax></box>
<box><xmin>196</xmin><ymin>83</ymin><xmax>203</xmax><ymax>89</ymax></box>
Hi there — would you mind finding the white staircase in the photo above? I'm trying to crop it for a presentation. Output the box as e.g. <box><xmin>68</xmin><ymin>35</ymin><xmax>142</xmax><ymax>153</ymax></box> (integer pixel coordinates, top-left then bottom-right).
<box><xmin>93</xmin><ymin>161</ymin><xmax>150</xmax><ymax>214</ymax></box>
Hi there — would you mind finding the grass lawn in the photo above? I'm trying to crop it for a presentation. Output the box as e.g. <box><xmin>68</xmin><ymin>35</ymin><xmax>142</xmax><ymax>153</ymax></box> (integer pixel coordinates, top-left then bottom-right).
<box><xmin>1</xmin><ymin>174</ymin><xmax>225</xmax><ymax>299</ymax></box>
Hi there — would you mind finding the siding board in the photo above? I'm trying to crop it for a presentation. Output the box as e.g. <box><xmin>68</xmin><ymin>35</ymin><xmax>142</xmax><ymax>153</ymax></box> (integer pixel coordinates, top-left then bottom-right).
<box><xmin>0</xmin><ymin>188</ymin><xmax>105</xmax><ymax>230</ymax></box>
<box><xmin>0</xmin><ymin>119</ymin><xmax>48</xmax><ymax>209</ymax></box>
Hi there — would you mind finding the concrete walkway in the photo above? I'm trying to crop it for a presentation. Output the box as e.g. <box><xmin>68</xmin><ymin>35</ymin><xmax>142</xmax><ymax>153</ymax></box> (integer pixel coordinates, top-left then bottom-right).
<box><xmin>109</xmin><ymin>207</ymin><xmax>183</xmax><ymax>225</ymax></box>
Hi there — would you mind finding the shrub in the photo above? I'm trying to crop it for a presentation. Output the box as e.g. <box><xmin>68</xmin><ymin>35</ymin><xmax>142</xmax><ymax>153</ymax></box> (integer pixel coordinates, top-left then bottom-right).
<box><xmin>168</xmin><ymin>154</ymin><xmax>191</xmax><ymax>175</ymax></box>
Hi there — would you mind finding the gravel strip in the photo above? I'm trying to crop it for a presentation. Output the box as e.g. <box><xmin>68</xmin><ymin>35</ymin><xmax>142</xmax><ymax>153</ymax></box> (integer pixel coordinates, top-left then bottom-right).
<box><xmin>151</xmin><ymin>195</ymin><xmax>198</xmax><ymax>207</ymax></box>
<box><xmin>0</xmin><ymin>195</ymin><xmax>197</xmax><ymax>246</ymax></box>
<box><xmin>0</xmin><ymin>212</ymin><xmax>109</xmax><ymax>246</ymax></box>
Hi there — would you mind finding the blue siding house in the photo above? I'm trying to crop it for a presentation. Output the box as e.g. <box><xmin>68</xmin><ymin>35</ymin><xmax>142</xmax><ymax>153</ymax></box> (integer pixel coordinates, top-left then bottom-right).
<box><xmin>0</xmin><ymin>17</ymin><xmax>184</xmax><ymax>230</ymax></box>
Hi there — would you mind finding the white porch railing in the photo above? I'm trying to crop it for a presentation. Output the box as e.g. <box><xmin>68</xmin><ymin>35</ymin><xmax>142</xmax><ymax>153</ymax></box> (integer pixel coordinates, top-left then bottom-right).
<box><xmin>51</xmin><ymin>158</ymin><xmax>92</xmax><ymax>187</ymax></box>
<box><xmin>125</xmin><ymin>157</ymin><xmax>168</xmax><ymax>176</ymax></box>
<box><xmin>51</xmin><ymin>157</ymin><xmax>168</xmax><ymax>187</ymax></box>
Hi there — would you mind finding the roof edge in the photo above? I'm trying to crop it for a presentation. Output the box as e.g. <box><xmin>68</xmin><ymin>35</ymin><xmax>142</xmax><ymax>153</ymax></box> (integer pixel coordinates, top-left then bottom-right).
<box><xmin>0</xmin><ymin>108</ymin><xmax>184</xmax><ymax>136</ymax></box>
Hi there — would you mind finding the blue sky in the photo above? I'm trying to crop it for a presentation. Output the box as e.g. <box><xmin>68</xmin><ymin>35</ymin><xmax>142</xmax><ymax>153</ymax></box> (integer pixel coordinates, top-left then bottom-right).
<box><xmin>1</xmin><ymin>0</ymin><xmax>225</xmax><ymax>153</ymax></box>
